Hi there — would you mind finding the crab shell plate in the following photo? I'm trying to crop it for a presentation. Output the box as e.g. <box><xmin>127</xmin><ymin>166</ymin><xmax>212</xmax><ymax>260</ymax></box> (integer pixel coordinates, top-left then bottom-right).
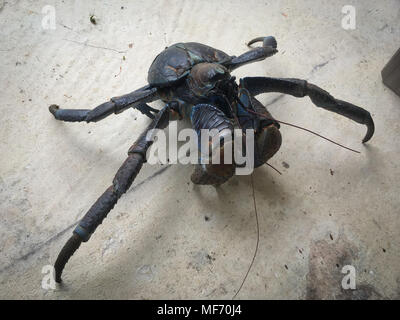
<box><xmin>147</xmin><ymin>42</ymin><xmax>232</xmax><ymax>87</ymax></box>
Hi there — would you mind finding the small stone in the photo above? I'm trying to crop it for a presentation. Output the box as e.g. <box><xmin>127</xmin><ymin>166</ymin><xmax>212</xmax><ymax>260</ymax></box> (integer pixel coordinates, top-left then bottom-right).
<box><xmin>282</xmin><ymin>161</ymin><xmax>290</xmax><ymax>169</ymax></box>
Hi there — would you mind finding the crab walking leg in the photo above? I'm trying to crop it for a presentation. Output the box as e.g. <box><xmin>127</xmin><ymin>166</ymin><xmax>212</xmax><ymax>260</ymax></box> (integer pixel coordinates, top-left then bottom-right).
<box><xmin>54</xmin><ymin>105</ymin><xmax>170</xmax><ymax>283</ymax></box>
<box><xmin>227</xmin><ymin>36</ymin><xmax>278</xmax><ymax>71</ymax></box>
<box><xmin>136</xmin><ymin>103</ymin><xmax>160</xmax><ymax>119</ymax></box>
<box><xmin>48</xmin><ymin>85</ymin><xmax>159</xmax><ymax>123</ymax></box>
<box><xmin>240</xmin><ymin>77</ymin><xmax>375</xmax><ymax>143</ymax></box>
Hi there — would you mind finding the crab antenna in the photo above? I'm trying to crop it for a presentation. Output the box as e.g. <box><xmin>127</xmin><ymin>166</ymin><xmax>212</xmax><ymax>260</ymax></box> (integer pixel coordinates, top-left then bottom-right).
<box><xmin>265</xmin><ymin>162</ymin><xmax>282</xmax><ymax>175</ymax></box>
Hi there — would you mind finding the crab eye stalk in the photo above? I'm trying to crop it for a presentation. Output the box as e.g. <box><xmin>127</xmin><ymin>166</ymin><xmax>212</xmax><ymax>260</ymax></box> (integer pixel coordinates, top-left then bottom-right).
<box><xmin>187</xmin><ymin>63</ymin><xmax>230</xmax><ymax>97</ymax></box>
<box><xmin>209</xmin><ymin>65</ymin><xmax>228</xmax><ymax>81</ymax></box>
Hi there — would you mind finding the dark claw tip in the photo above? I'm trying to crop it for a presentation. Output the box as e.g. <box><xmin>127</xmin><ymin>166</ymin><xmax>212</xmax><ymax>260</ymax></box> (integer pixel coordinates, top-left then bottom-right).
<box><xmin>264</xmin><ymin>36</ymin><xmax>277</xmax><ymax>49</ymax></box>
<box><xmin>49</xmin><ymin>104</ymin><xmax>60</xmax><ymax>116</ymax></box>
<box><xmin>247</xmin><ymin>36</ymin><xmax>277</xmax><ymax>49</ymax></box>
<box><xmin>54</xmin><ymin>233</ymin><xmax>82</xmax><ymax>284</ymax></box>
<box><xmin>362</xmin><ymin>116</ymin><xmax>375</xmax><ymax>143</ymax></box>
<box><xmin>267</xmin><ymin>48</ymin><xmax>278</xmax><ymax>57</ymax></box>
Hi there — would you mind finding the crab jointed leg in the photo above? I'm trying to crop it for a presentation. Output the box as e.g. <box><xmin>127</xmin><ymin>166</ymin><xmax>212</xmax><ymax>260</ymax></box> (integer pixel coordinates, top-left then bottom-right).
<box><xmin>240</xmin><ymin>77</ymin><xmax>375</xmax><ymax>143</ymax></box>
<box><xmin>54</xmin><ymin>105</ymin><xmax>170</xmax><ymax>283</ymax></box>
<box><xmin>49</xmin><ymin>85</ymin><xmax>159</xmax><ymax>123</ymax></box>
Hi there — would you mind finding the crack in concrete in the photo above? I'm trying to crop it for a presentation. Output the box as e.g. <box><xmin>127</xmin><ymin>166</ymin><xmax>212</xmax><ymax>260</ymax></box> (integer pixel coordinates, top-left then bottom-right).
<box><xmin>311</xmin><ymin>60</ymin><xmax>330</xmax><ymax>74</ymax></box>
<box><xmin>0</xmin><ymin>221</ymin><xmax>77</xmax><ymax>274</ymax></box>
<box><xmin>310</xmin><ymin>58</ymin><xmax>336</xmax><ymax>76</ymax></box>
<box><xmin>127</xmin><ymin>164</ymin><xmax>171</xmax><ymax>194</ymax></box>
<box><xmin>63</xmin><ymin>39</ymin><xmax>128</xmax><ymax>54</ymax></box>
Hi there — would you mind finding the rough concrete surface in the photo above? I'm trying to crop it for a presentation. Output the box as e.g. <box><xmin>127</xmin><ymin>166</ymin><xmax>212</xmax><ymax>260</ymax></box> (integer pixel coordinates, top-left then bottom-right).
<box><xmin>0</xmin><ymin>0</ymin><xmax>399</xmax><ymax>299</ymax></box>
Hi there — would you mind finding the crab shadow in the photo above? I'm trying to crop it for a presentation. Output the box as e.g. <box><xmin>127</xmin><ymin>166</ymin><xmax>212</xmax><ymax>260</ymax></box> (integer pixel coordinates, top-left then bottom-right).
<box><xmin>47</xmin><ymin>106</ymin><xmax>290</xmax><ymax>298</ymax></box>
<box><xmin>62</xmin><ymin>142</ymin><xmax>389</xmax><ymax>298</ymax></box>
<box><xmin>52</xmin><ymin>162</ymin><xmax>289</xmax><ymax>298</ymax></box>
<box><xmin>193</xmin><ymin>169</ymin><xmax>288</xmax><ymax>215</ymax></box>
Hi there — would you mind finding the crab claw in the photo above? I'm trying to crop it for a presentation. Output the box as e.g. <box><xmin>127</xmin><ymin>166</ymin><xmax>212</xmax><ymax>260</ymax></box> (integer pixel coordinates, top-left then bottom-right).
<box><xmin>362</xmin><ymin>112</ymin><xmax>375</xmax><ymax>143</ymax></box>
<box><xmin>54</xmin><ymin>233</ymin><xmax>82</xmax><ymax>283</ymax></box>
<box><xmin>330</xmin><ymin>99</ymin><xmax>375</xmax><ymax>144</ymax></box>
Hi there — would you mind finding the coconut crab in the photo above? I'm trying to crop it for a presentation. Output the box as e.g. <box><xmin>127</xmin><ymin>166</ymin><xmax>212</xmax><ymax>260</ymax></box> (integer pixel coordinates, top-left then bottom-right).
<box><xmin>49</xmin><ymin>36</ymin><xmax>374</xmax><ymax>283</ymax></box>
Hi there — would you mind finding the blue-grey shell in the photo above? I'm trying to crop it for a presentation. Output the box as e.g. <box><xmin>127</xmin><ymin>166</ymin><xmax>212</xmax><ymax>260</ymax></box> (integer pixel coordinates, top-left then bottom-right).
<box><xmin>147</xmin><ymin>42</ymin><xmax>232</xmax><ymax>87</ymax></box>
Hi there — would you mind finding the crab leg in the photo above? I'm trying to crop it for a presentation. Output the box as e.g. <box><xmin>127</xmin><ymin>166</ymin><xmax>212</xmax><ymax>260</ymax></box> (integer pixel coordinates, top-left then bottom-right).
<box><xmin>227</xmin><ymin>36</ymin><xmax>278</xmax><ymax>71</ymax></box>
<box><xmin>240</xmin><ymin>77</ymin><xmax>375</xmax><ymax>143</ymax></box>
<box><xmin>136</xmin><ymin>103</ymin><xmax>160</xmax><ymax>119</ymax></box>
<box><xmin>48</xmin><ymin>85</ymin><xmax>159</xmax><ymax>123</ymax></box>
<box><xmin>54</xmin><ymin>105</ymin><xmax>170</xmax><ymax>283</ymax></box>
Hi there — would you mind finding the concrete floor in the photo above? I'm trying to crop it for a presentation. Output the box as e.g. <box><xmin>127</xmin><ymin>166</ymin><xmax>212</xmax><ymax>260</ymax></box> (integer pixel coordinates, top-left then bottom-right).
<box><xmin>0</xmin><ymin>0</ymin><xmax>399</xmax><ymax>299</ymax></box>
